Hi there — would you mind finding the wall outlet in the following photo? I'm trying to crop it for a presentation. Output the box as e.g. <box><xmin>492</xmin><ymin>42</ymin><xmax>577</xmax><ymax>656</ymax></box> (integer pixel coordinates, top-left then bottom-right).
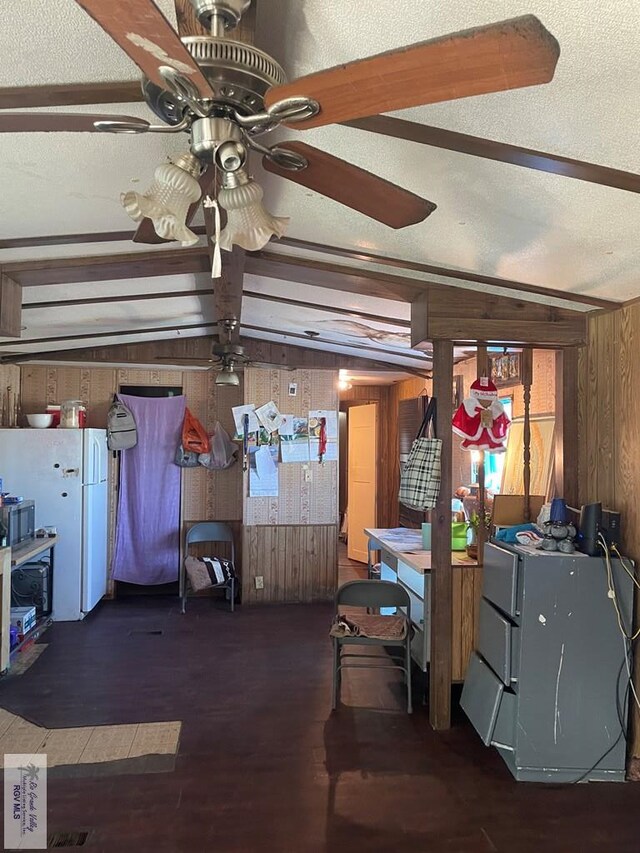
<box><xmin>288</xmin><ymin>382</ymin><xmax>298</xmax><ymax>396</ymax></box>
<box><xmin>302</xmin><ymin>464</ymin><xmax>312</xmax><ymax>483</ymax></box>
<box><xmin>254</xmin><ymin>575</ymin><xmax>264</xmax><ymax>590</ymax></box>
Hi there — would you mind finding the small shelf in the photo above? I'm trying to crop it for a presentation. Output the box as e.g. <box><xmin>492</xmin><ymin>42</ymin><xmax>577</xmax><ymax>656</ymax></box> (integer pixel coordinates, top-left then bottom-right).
<box><xmin>9</xmin><ymin>615</ymin><xmax>52</xmax><ymax>661</ymax></box>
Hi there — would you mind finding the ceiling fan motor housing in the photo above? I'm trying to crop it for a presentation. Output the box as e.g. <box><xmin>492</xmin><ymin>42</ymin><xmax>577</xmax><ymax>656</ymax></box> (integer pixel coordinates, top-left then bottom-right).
<box><xmin>191</xmin><ymin>0</ymin><xmax>251</xmax><ymax>30</ymax></box>
<box><xmin>142</xmin><ymin>37</ymin><xmax>286</xmax><ymax>131</ymax></box>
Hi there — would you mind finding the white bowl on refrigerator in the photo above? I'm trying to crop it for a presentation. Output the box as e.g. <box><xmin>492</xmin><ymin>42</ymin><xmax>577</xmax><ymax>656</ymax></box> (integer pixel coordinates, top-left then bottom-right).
<box><xmin>26</xmin><ymin>413</ymin><xmax>54</xmax><ymax>428</ymax></box>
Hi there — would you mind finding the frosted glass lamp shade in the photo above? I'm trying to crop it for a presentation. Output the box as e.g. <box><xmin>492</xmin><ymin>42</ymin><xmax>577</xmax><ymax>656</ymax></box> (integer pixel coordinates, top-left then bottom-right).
<box><xmin>218</xmin><ymin>174</ymin><xmax>288</xmax><ymax>252</ymax></box>
<box><xmin>121</xmin><ymin>160</ymin><xmax>202</xmax><ymax>246</ymax></box>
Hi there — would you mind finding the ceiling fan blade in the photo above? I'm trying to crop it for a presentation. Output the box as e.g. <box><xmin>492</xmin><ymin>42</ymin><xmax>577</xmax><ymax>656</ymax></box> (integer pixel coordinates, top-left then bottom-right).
<box><xmin>249</xmin><ymin>362</ymin><xmax>296</xmax><ymax>371</ymax></box>
<box><xmin>262</xmin><ymin>142</ymin><xmax>435</xmax><ymax>228</ymax></box>
<box><xmin>154</xmin><ymin>356</ymin><xmax>218</xmax><ymax>365</ymax></box>
<box><xmin>133</xmin><ymin>165</ymin><xmax>214</xmax><ymax>244</ymax></box>
<box><xmin>73</xmin><ymin>0</ymin><xmax>214</xmax><ymax>98</ymax></box>
<box><xmin>265</xmin><ymin>15</ymin><xmax>559</xmax><ymax>130</ymax></box>
<box><xmin>0</xmin><ymin>112</ymin><xmax>145</xmax><ymax>133</ymax></box>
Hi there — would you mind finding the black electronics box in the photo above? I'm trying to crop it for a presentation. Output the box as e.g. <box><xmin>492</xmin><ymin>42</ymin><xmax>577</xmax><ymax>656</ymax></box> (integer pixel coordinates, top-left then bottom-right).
<box><xmin>11</xmin><ymin>561</ymin><xmax>51</xmax><ymax>617</ymax></box>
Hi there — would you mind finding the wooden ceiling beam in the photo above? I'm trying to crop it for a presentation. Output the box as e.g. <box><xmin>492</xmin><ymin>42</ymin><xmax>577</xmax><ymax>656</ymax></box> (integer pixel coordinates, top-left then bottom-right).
<box><xmin>344</xmin><ymin>116</ymin><xmax>640</xmax><ymax>195</ymax></box>
<box><xmin>22</xmin><ymin>286</ymin><xmax>410</xmax><ymax>328</ymax></box>
<box><xmin>0</xmin><ymin>81</ymin><xmax>143</xmax><ymax>110</ymax></box>
<box><xmin>0</xmin><ymin>229</ymin><xmax>616</xmax><ymax>311</ymax></box>
<box><xmin>0</xmin><ymin>274</ymin><xmax>21</xmax><ymax>337</ymax></box>
<box><xmin>2</xmin><ymin>334</ymin><xmax>415</xmax><ymax>374</ymax></box>
<box><xmin>6</xmin><ymin>246</ymin><xmax>591</xmax><ymax>332</ymax></box>
<box><xmin>411</xmin><ymin>291</ymin><xmax>586</xmax><ymax>347</ymax></box>
<box><xmin>278</xmin><ymin>237</ymin><xmax>616</xmax><ymax>311</ymax></box>
<box><xmin>246</xmin><ymin>252</ymin><xmax>419</xmax><ymax>302</ymax></box>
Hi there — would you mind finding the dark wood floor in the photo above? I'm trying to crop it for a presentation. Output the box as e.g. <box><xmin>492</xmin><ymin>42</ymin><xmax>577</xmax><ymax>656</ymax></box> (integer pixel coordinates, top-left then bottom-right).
<box><xmin>1</xmin><ymin>550</ymin><xmax>639</xmax><ymax>852</ymax></box>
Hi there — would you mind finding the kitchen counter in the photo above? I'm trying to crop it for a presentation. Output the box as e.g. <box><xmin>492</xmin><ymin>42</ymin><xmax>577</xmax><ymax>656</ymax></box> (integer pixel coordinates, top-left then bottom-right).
<box><xmin>365</xmin><ymin>528</ymin><xmax>477</xmax><ymax>575</ymax></box>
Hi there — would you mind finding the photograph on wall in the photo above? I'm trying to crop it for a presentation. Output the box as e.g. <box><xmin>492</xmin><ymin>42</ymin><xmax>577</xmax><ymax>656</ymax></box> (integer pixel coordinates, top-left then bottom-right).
<box><xmin>249</xmin><ymin>444</ymin><xmax>279</xmax><ymax>497</ymax></box>
<box><xmin>279</xmin><ymin>415</ymin><xmax>310</xmax><ymax>463</ymax></box>
<box><xmin>232</xmin><ymin>403</ymin><xmax>260</xmax><ymax>439</ymax></box>
<box><xmin>255</xmin><ymin>400</ymin><xmax>284</xmax><ymax>433</ymax></box>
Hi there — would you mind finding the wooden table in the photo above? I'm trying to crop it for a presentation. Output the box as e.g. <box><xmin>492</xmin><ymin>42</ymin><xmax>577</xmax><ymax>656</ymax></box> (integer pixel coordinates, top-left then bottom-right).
<box><xmin>365</xmin><ymin>528</ymin><xmax>481</xmax><ymax>682</ymax></box>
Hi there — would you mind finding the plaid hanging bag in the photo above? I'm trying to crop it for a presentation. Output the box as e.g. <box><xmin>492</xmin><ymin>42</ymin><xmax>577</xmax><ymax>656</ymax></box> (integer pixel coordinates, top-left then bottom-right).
<box><xmin>399</xmin><ymin>397</ymin><xmax>442</xmax><ymax>510</ymax></box>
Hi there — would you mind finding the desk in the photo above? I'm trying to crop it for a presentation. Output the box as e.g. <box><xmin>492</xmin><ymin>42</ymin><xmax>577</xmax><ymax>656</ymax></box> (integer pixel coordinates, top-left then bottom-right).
<box><xmin>2</xmin><ymin>536</ymin><xmax>57</xmax><ymax>672</ymax></box>
<box><xmin>365</xmin><ymin>528</ymin><xmax>480</xmax><ymax>681</ymax></box>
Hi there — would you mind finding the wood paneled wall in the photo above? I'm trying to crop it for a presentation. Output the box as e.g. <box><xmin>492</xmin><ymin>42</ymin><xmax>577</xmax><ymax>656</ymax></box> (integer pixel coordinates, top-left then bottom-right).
<box><xmin>242</xmin><ymin>524</ymin><xmax>337</xmax><ymax>603</ymax></box>
<box><xmin>577</xmin><ymin>304</ymin><xmax>640</xmax><ymax>757</ymax></box>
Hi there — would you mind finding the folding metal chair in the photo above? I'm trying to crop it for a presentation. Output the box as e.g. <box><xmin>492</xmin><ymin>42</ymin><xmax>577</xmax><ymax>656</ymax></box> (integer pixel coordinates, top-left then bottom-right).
<box><xmin>181</xmin><ymin>522</ymin><xmax>237</xmax><ymax>614</ymax></box>
<box><xmin>332</xmin><ymin>579</ymin><xmax>413</xmax><ymax>713</ymax></box>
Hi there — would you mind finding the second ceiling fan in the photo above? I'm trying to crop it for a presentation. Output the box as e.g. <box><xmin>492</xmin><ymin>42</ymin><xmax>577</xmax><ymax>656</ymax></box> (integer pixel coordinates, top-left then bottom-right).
<box><xmin>0</xmin><ymin>0</ymin><xmax>561</xmax><ymax>251</ymax></box>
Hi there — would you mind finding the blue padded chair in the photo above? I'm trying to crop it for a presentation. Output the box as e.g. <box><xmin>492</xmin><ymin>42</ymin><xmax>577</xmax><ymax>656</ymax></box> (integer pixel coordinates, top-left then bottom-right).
<box><xmin>332</xmin><ymin>580</ymin><xmax>413</xmax><ymax>713</ymax></box>
<box><xmin>181</xmin><ymin>522</ymin><xmax>237</xmax><ymax>614</ymax></box>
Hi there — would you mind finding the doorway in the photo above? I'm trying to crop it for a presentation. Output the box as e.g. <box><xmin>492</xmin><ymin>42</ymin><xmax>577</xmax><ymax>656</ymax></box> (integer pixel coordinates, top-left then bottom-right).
<box><xmin>347</xmin><ymin>403</ymin><xmax>378</xmax><ymax>563</ymax></box>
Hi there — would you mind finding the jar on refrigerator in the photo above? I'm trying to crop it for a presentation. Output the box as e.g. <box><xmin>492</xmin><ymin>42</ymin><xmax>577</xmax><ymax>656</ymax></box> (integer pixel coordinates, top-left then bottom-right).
<box><xmin>60</xmin><ymin>400</ymin><xmax>83</xmax><ymax>429</ymax></box>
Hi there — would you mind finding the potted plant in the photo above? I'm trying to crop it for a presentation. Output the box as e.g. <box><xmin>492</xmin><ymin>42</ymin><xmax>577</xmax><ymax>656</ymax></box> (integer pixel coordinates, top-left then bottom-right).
<box><xmin>466</xmin><ymin>510</ymin><xmax>492</xmax><ymax>559</ymax></box>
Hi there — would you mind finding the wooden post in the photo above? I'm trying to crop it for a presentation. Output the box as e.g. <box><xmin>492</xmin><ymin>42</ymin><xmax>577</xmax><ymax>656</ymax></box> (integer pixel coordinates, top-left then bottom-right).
<box><xmin>430</xmin><ymin>340</ymin><xmax>453</xmax><ymax>730</ymax></box>
<box><xmin>0</xmin><ymin>275</ymin><xmax>22</xmax><ymax>337</ymax></box>
<box><xmin>554</xmin><ymin>348</ymin><xmax>579</xmax><ymax>506</ymax></box>
<box><xmin>475</xmin><ymin>347</ymin><xmax>490</xmax><ymax>560</ymax></box>
<box><xmin>522</xmin><ymin>349</ymin><xmax>534</xmax><ymax>521</ymax></box>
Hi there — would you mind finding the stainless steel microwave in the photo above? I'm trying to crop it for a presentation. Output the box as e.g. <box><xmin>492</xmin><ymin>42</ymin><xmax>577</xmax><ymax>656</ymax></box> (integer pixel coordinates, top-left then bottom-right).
<box><xmin>0</xmin><ymin>500</ymin><xmax>35</xmax><ymax>549</ymax></box>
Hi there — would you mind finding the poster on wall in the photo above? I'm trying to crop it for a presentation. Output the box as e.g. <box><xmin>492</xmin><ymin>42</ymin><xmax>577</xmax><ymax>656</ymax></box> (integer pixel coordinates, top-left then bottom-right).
<box><xmin>249</xmin><ymin>444</ymin><xmax>279</xmax><ymax>497</ymax></box>
<box><xmin>309</xmin><ymin>410</ymin><xmax>338</xmax><ymax>462</ymax></box>
<box><xmin>232</xmin><ymin>404</ymin><xmax>259</xmax><ymax>438</ymax></box>
<box><xmin>279</xmin><ymin>415</ymin><xmax>310</xmax><ymax>463</ymax></box>
<box><xmin>255</xmin><ymin>400</ymin><xmax>284</xmax><ymax>433</ymax></box>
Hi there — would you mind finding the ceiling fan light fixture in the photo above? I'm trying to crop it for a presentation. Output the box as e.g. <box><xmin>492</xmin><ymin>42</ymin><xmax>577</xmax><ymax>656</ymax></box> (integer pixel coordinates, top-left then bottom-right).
<box><xmin>121</xmin><ymin>153</ymin><xmax>203</xmax><ymax>246</ymax></box>
<box><xmin>215</xmin><ymin>364</ymin><xmax>241</xmax><ymax>386</ymax></box>
<box><xmin>218</xmin><ymin>169</ymin><xmax>289</xmax><ymax>252</ymax></box>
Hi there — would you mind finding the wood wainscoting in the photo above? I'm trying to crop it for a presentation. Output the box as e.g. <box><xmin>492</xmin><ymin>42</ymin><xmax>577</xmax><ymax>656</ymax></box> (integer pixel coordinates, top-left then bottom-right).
<box><xmin>242</xmin><ymin>524</ymin><xmax>338</xmax><ymax>604</ymax></box>
<box><xmin>452</xmin><ymin>564</ymin><xmax>483</xmax><ymax>682</ymax></box>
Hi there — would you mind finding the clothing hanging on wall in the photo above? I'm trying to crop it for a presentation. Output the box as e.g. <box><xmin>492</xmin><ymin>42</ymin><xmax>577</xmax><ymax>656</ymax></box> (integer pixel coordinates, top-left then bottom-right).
<box><xmin>111</xmin><ymin>394</ymin><xmax>186</xmax><ymax>585</ymax></box>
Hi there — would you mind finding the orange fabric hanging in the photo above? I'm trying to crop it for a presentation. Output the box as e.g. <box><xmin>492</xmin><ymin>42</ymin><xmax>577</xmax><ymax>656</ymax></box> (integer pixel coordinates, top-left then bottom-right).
<box><xmin>182</xmin><ymin>408</ymin><xmax>210</xmax><ymax>454</ymax></box>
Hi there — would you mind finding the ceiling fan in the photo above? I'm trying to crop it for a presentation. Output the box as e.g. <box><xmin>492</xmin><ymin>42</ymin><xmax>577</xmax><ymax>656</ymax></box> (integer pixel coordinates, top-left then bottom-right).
<box><xmin>0</xmin><ymin>0</ymin><xmax>560</xmax><ymax>251</ymax></box>
<box><xmin>155</xmin><ymin>318</ymin><xmax>295</xmax><ymax>384</ymax></box>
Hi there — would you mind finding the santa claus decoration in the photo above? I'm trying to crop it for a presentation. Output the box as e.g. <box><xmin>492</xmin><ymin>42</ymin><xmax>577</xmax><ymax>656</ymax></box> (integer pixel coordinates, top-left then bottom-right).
<box><xmin>452</xmin><ymin>377</ymin><xmax>511</xmax><ymax>452</ymax></box>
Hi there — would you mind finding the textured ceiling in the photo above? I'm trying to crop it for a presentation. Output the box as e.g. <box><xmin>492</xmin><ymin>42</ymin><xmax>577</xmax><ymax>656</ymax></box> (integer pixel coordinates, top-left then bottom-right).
<box><xmin>0</xmin><ymin>0</ymin><xmax>638</xmax><ymax>364</ymax></box>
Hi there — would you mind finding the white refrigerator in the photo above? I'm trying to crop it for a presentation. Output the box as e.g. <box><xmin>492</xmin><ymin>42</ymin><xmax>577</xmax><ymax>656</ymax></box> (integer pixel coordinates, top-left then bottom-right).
<box><xmin>0</xmin><ymin>428</ymin><xmax>108</xmax><ymax>621</ymax></box>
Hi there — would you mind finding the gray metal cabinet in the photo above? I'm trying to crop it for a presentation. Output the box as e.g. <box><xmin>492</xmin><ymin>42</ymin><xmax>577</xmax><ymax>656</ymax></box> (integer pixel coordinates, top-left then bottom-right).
<box><xmin>461</xmin><ymin>542</ymin><xmax>633</xmax><ymax>782</ymax></box>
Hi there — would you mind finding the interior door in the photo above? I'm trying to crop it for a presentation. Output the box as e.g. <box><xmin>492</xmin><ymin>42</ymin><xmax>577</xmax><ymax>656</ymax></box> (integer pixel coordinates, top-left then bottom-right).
<box><xmin>347</xmin><ymin>403</ymin><xmax>377</xmax><ymax>563</ymax></box>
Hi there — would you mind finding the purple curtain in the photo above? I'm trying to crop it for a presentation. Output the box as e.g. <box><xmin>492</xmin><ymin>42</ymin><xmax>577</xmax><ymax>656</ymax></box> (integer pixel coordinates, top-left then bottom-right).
<box><xmin>111</xmin><ymin>394</ymin><xmax>186</xmax><ymax>585</ymax></box>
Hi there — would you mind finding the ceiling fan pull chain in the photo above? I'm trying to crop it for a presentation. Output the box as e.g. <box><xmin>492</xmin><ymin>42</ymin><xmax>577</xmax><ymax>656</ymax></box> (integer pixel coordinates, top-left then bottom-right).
<box><xmin>204</xmin><ymin>194</ymin><xmax>223</xmax><ymax>278</ymax></box>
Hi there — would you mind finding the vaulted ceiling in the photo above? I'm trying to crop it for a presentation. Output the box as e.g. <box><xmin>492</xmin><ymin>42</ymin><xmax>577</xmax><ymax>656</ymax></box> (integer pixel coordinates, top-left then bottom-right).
<box><xmin>0</xmin><ymin>0</ymin><xmax>638</xmax><ymax>371</ymax></box>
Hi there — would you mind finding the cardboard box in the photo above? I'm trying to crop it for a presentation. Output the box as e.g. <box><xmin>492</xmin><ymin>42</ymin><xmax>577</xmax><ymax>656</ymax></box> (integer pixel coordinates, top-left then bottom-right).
<box><xmin>10</xmin><ymin>606</ymin><xmax>37</xmax><ymax>636</ymax></box>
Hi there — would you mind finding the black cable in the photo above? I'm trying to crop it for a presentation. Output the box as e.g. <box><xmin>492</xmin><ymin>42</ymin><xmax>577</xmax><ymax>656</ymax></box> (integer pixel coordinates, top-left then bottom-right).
<box><xmin>569</xmin><ymin>658</ymin><xmax>628</xmax><ymax>784</ymax></box>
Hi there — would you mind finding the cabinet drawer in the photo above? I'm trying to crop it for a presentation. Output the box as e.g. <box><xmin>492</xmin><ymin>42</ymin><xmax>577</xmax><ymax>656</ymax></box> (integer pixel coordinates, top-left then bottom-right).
<box><xmin>483</xmin><ymin>543</ymin><xmax>520</xmax><ymax>618</ymax></box>
<box><xmin>491</xmin><ymin>690</ymin><xmax>516</xmax><ymax>751</ymax></box>
<box><xmin>398</xmin><ymin>580</ymin><xmax>426</xmax><ymax>630</ymax></box>
<box><xmin>460</xmin><ymin>652</ymin><xmax>504</xmax><ymax>745</ymax></box>
<box><xmin>397</xmin><ymin>560</ymin><xmax>424</xmax><ymax>599</ymax></box>
<box><xmin>478</xmin><ymin>598</ymin><xmax>519</xmax><ymax>686</ymax></box>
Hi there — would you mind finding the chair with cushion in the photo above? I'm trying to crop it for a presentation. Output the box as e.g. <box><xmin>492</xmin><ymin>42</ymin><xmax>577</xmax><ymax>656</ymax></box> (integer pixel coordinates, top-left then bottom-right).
<box><xmin>181</xmin><ymin>522</ymin><xmax>237</xmax><ymax>614</ymax></box>
<box><xmin>331</xmin><ymin>579</ymin><xmax>413</xmax><ymax>713</ymax></box>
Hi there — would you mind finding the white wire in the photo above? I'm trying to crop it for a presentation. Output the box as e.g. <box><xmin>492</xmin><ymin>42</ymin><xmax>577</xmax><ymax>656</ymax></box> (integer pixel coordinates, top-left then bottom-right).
<box><xmin>611</xmin><ymin>544</ymin><xmax>640</xmax><ymax>590</ymax></box>
<box><xmin>600</xmin><ymin>533</ymin><xmax>640</xmax><ymax>714</ymax></box>
<box><xmin>598</xmin><ymin>534</ymin><xmax>640</xmax><ymax>641</ymax></box>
